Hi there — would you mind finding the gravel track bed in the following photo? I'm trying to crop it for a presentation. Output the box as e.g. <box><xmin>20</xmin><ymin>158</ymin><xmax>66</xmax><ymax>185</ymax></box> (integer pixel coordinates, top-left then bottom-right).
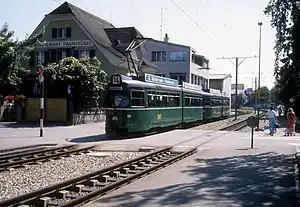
<box><xmin>0</xmin><ymin>151</ymin><xmax>148</xmax><ymax>201</ymax></box>
<box><xmin>239</xmin><ymin>120</ymin><xmax>267</xmax><ymax>132</ymax></box>
<box><xmin>191</xmin><ymin>114</ymin><xmax>251</xmax><ymax>130</ymax></box>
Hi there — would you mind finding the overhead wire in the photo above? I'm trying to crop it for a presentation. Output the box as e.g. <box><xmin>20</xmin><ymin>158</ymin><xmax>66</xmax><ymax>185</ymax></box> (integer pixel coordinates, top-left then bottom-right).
<box><xmin>204</xmin><ymin>0</ymin><xmax>227</xmax><ymax>27</ymax></box>
<box><xmin>168</xmin><ymin>0</ymin><xmax>225</xmax><ymax>53</ymax></box>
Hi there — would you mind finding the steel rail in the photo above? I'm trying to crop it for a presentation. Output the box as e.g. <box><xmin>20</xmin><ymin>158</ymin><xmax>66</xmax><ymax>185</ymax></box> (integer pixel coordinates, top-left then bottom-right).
<box><xmin>0</xmin><ymin>145</ymin><xmax>74</xmax><ymax>161</ymax></box>
<box><xmin>0</xmin><ymin>147</ymin><xmax>174</xmax><ymax>207</ymax></box>
<box><xmin>0</xmin><ymin>144</ymin><xmax>57</xmax><ymax>155</ymax></box>
<box><xmin>0</xmin><ymin>145</ymin><xmax>95</xmax><ymax>171</ymax></box>
<box><xmin>220</xmin><ymin>112</ymin><xmax>266</xmax><ymax>131</ymax></box>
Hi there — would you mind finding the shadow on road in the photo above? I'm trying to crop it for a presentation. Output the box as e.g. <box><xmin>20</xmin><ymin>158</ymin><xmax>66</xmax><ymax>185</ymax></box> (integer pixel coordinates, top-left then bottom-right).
<box><xmin>98</xmin><ymin>152</ymin><xmax>296</xmax><ymax>207</ymax></box>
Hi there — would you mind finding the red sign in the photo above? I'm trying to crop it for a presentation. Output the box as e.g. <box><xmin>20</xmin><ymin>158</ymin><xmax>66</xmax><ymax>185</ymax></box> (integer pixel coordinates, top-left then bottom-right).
<box><xmin>5</xmin><ymin>95</ymin><xmax>14</xmax><ymax>101</ymax></box>
<box><xmin>39</xmin><ymin>66</ymin><xmax>44</xmax><ymax>76</ymax></box>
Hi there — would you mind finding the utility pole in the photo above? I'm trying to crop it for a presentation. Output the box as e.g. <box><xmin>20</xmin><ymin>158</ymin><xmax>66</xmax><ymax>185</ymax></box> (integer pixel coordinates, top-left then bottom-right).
<box><xmin>254</xmin><ymin>77</ymin><xmax>257</xmax><ymax>114</ymax></box>
<box><xmin>257</xmin><ymin>22</ymin><xmax>263</xmax><ymax>130</ymax></box>
<box><xmin>217</xmin><ymin>56</ymin><xmax>258</xmax><ymax>120</ymax></box>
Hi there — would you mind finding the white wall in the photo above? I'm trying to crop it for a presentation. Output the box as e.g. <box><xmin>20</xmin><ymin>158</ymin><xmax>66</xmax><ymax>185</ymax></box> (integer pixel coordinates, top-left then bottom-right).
<box><xmin>223</xmin><ymin>77</ymin><xmax>232</xmax><ymax>110</ymax></box>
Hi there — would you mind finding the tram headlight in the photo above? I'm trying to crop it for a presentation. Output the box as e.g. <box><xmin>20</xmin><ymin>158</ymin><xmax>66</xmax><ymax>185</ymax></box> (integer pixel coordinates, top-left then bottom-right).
<box><xmin>112</xmin><ymin>115</ymin><xmax>118</xmax><ymax>121</ymax></box>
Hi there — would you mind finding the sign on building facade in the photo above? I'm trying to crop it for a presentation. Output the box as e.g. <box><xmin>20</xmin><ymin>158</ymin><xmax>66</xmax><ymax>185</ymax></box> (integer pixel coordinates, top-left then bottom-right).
<box><xmin>35</xmin><ymin>40</ymin><xmax>94</xmax><ymax>48</ymax></box>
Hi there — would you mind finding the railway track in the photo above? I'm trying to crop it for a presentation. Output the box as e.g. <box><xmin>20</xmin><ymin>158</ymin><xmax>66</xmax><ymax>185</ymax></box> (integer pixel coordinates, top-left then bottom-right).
<box><xmin>0</xmin><ymin>112</ymin><xmax>264</xmax><ymax>206</ymax></box>
<box><xmin>0</xmin><ymin>144</ymin><xmax>95</xmax><ymax>172</ymax></box>
<box><xmin>0</xmin><ymin>144</ymin><xmax>57</xmax><ymax>156</ymax></box>
<box><xmin>0</xmin><ymin>147</ymin><xmax>196</xmax><ymax>207</ymax></box>
<box><xmin>220</xmin><ymin>112</ymin><xmax>266</xmax><ymax>131</ymax></box>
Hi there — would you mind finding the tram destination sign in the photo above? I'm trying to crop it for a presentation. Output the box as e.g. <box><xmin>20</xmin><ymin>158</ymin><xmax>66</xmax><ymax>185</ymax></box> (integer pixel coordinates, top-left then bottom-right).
<box><xmin>182</xmin><ymin>81</ymin><xmax>202</xmax><ymax>91</ymax></box>
<box><xmin>144</xmin><ymin>73</ymin><xmax>178</xmax><ymax>86</ymax></box>
<box><xmin>35</xmin><ymin>40</ymin><xmax>93</xmax><ymax>48</ymax></box>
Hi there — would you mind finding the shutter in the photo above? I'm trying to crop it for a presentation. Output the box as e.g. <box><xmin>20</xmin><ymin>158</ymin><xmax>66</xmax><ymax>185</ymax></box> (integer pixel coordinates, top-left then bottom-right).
<box><xmin>57</xmin><ymin>51</ymin><xmax>62</xmax><ymax>61</ymax></box>
<box><xmin>73</xmin><ymin>50</ymin><xmax>79</xmax><ymax>59</ymax></box>
<box><xmin>52</xmin><ymin>28</ymin><xmax>57</xmax><ymax>39</ymax></box>
<box><xmin>66</xmin><ymin>27</ymin><xmax>72</xmax><ymax>38</ymax></box>
<box><xmin>50</xmin><ymin>50</ymin><xmax>56</xmax><ymax>63</ymax></box>
<box><xmin>66</xmin><ymin>49</ymin><xmax>71</xmax><ymax>57</ymax></box>
<box><xmin>44</xmin><ymin>51</ymin><xmax>49</xmax><ymax>66</ymax></box>
<box><xmin>89</xmin><ymin>50</ymin><xmax>95</xmax><ymax>58</ymax></box>
<box><xmin>29</xmin><ymin>51</ymin><xmax>35</xmax><ymax>67</ymax></box>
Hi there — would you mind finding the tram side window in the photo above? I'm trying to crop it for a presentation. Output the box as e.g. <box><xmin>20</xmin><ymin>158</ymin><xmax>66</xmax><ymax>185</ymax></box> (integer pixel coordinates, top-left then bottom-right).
<box><xmin>162</xmin><ymin>94</ymin><xmax>169</xmax><ymax>106</ymax></box>
<box><xmin>173</xmin><ymin>94</ymin><xmax>180</xmax><ymax>107</ymax></box>
<box><xmin>205</xmin><ymin>97</ymin><xmax>211</xmax><ymax>106</ymax></box>
<box><xmin>185</xmin><ymin>97</ymin><xmax>190</xmax><ymax>106</ymax></box>
<box><xmin>147</xmin><ymin>91</ymin><xmax>180</xmax><ymax>107</ymax></box>
<box><xmin>148</xmin><ymin>93</ymin><xmax>156</xmax><ymax>107</ymax></box>
<box><xmin>131</xmin><ymin>90</ymin><xmax>144</xmax><ymax>106</ymax></box>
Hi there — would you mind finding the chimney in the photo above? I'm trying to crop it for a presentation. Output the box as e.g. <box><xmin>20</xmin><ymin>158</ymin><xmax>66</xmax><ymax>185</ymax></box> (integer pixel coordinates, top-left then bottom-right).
<box><xmin>164</xmin><ymin>33</ymin><xmax>169</xmax><ymax>42</ymax></box>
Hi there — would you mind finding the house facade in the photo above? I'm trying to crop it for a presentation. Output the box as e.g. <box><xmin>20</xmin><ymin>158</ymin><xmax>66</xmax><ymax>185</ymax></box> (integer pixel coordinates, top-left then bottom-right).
<box><xmin>209</xmin><ymin>73</ymin><xmax>232</xmax><ymax>108</ymax></box>
<box><xmin>142</xmin><ymin>33</ymin><xmax>210</xmax><ymax>89</ymax></box>
<box><xmin>25</xmin><ymin>1</ymin><xmax>160</xmax><ymax>78</ymax></box>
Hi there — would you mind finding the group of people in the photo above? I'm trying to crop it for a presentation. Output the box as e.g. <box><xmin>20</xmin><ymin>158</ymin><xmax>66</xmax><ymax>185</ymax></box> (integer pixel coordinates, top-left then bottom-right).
<box><xmin>267</xmin><ymin>105</ymin><xmax>296</xmax><ymax>136</ymax></box>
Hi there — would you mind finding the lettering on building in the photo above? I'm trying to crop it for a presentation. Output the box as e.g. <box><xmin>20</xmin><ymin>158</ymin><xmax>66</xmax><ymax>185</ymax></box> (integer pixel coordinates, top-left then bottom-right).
<box><xmin>35</xmin><ymin>40</ymin><xmax>94</xmax><ymax>48</ymax></box>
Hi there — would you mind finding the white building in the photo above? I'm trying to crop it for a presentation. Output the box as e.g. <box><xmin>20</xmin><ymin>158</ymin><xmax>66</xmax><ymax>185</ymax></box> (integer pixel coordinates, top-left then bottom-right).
<box><xmin>141</xmin><ymin>33</ymin><xmax>210</xmax><ymax>89</ymax></box>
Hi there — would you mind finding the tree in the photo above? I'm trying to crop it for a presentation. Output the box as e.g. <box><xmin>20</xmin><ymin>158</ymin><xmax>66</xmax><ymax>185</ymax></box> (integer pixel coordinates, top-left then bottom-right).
<box><xmin>0</xmin><ymin>23</ymin><xmax>44</xmax><ymax>95</ymax></box>
<box><xmin>45</xmin><ymin>57</ymin><xmax>107</xmax><ymax>111</ymax></box>
<box><xmin>254</xmin><ymin>86</ymin><xmax>270</xmax><ymax>100</ymax></box>
<box><xmin>236</xmin><ymin>92</ymin><xmax>248</xmax><ymax>108</ymax></box>
<box><xmin>269</xmin><ymin>85</ymin><xmax>280</xmax><ymax>104</ymax></box>
<box><xmin>264</xmin><ymin>0</ymin><xmax>300</xmax><ymax>115</ymax></box>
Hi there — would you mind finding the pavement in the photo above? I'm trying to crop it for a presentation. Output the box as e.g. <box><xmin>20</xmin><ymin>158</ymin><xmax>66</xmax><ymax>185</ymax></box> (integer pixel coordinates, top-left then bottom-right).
<box><xmin>0</xmin><ymin>119</ymin><xmax>299</xmax><ymax>206</ymax></box>
<box><xmin>84</xmin><ymin>126</ymin><xmax>299</xmax><ymax>207</ymax></box>
<box><xmin>0</xmin><ymin>122</ymin><xmax>107</xmax><ymax>149</ymax></box>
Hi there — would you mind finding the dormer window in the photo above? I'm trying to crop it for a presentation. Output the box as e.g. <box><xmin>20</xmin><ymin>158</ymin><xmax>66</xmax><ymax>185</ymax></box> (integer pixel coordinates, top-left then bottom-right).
<box><xmin>52</xmin><ymin>27</ymin><xmax>72</xmax><ymax>39</ymax></box>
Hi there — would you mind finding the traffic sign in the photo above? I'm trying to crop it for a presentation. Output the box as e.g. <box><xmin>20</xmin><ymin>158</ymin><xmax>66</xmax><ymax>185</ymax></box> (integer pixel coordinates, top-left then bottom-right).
<box><xmin>247</xmin><ymin>116</ymin><xmax>259</xmax><ymax>128</ymax></box>
<box><xmin>290</xmin><ymin>98</ymin><xmax>295</xmax><ymax>103</ymax></box>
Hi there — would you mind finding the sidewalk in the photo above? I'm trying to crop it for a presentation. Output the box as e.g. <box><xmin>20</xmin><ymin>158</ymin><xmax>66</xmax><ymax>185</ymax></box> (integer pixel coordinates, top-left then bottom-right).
<box><xmin>0</xmin><ymin>122</ymin><xmax>107</xmax><ymax>149</ymax></box>
<box><xmin>88</xmin><ymin>129</ymin><xmax>298</xmax><ymax>207</ymax></box>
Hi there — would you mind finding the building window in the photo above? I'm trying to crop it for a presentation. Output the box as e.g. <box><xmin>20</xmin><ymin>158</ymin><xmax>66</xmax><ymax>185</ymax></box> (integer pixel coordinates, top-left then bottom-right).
<box><xmin>170</xmin><ymin>73</ymin><xmax>186</xmax><ymax>85</ymax></box>
<box><xmin>80</xmin><ymin>50</ymin><xmax>90</xmax><ymax>58</ymax></box>
<box><xmin>52</xmin><ymin>27</ymin><xmax>72</xmax><ymax>39</ymax></box>
<box><xmin>169</xmin><ymin>51</ymin><xmax>188</xmax><ymax>62</ymax></box>
<box><xmin>151</xmin><ymin>51</ymin><xmax>166</xmax><ymax>62</ymax></box>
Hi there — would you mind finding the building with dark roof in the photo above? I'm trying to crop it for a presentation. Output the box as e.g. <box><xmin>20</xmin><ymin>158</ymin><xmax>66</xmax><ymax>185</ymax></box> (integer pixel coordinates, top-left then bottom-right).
<box><xmin>25</xmin><ymin>1</ymin><xmax>161</xmax><ymax>77</ymax></box>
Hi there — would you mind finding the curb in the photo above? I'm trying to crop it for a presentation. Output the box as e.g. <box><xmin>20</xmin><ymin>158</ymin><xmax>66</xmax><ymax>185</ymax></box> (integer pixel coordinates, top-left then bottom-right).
<box><xmin>295</xmin><ymin>153</ymin><xmax>300</xmax><ymax>206</ymax></box>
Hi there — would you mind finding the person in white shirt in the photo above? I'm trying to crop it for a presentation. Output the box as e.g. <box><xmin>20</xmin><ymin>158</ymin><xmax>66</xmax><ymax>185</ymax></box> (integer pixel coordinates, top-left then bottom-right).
<box><xmin>266</xmin><ymin>106</ymin><xmax>277</xmax><ymax>135</ymax></box>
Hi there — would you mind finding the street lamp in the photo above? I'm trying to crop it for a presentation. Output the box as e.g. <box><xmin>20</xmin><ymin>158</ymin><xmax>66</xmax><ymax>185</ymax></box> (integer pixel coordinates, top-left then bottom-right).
<box><xmin>257</xmin><ymin>22</ymin><xmax>263</xmax><ymax>130</ymax></box>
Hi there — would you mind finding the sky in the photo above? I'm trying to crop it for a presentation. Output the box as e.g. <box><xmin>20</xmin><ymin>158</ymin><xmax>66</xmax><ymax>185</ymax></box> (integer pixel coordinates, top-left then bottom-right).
<box><xmin>1</xmin><ymin>0</ymin><xmax>276</xmax><ymax>89</ymax></box>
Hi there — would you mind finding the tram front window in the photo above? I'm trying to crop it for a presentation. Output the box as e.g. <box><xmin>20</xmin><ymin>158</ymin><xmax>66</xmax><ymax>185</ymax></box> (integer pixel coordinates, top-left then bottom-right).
<box><xmin>104</xmin><ymin>92</ymin><xmax>129</xmax><ymax>108</ymax></box>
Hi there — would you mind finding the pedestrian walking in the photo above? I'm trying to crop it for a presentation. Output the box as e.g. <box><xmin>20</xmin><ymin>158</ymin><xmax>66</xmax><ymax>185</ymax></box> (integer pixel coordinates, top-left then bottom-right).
<box><xmin>266</xmin><ymin>106</ymin><xmax>277</xmax><ymax>136</ymax></box>
<box><xmin>286</xmin><ymin>108</ymin><xmax>296</xmax><ymax>136</ymax></box>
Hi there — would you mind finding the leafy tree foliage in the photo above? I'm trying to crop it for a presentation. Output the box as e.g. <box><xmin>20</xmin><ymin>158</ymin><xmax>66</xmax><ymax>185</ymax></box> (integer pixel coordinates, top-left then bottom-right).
<box><xmin>0</xmin><ymin>23</ymin><xmax>43</xmax><ymax>94</ymax></box>
<box><xmin>264</xmin><ymin>0</ymin><xmax>300</xmax><ymax>114</ymax></box>
<box><xmin>269</xmin><ymin>85</ymin><xmax>280</xmax><ymax>104</ymax></box>
<box><xmin>45</xmin><ymin>57</ymin><xmax>107</xmax><ymax>110</ymax></box>
<box><xmin>254</xmin><ymin>86</ymin><xmax>270</xmax><ymax>100</ymax></box>
<box><xmin>235</xmin><ymin>92</ymin><xmax>248</xmax><ymax>108</ymax></box>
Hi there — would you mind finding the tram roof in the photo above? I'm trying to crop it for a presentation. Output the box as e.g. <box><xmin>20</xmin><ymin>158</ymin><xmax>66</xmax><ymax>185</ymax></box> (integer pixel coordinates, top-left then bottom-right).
<box><xmin>121</xmin><ymin>79</ymin><xmax>182</xmax><ymax>92</ymax></box>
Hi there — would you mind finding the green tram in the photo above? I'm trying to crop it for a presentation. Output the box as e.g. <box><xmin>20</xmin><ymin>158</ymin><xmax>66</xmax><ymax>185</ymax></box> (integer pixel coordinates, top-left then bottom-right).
<box><xmin>104</xmin><ymin>73</ymin><xmax>231</xmax><ymax>136</ymax></box>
